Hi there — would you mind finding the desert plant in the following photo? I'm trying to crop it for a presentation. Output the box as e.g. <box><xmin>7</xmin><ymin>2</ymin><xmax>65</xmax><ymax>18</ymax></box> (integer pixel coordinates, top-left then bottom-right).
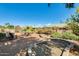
<box><xmin>4</xmin><ymin>23</ymin><xmax>14</xmax><ymax>29</ymax></box>
<box><xmin>0</xmin><ymin>33</ymin><xmax>6</xmax><ymax>39</ymax></box>
<box><xmin>51</xmin><ymin>31</ymin><xmax>79</xmax><ymax>40</ymax></box>
<box><xmin>66</xmin><ymin>12</ymin><xmax>79</xmax><ymax>35</ymax></box>
<box><xmin>51</xmin><ymin>32</ymin><xmax>62</xmax><ymax>38</ymax></box>
<box><xmin>62</xmin><ymin>32</ymin><xmax>79</xmax><ymax>40</ymax></box>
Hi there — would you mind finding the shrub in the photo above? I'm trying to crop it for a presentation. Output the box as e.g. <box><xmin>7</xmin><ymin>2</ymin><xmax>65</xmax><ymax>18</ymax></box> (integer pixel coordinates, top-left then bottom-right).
<box><xmin>26</xmin><ymin>30</ymin><xmax>33</xmax><ymax>33</ymax></box>
<box><xmin>51</xmin><ymin>32</ymin><xmax>62</xmax><ymax>38</ymax></box>
<box><xmin>37</xmin><ymin>29</ymin><xmax>52</xmax><ymax>35</ymax></box>
<box><xmin>62</xmin><ymin>32</ymin><xmax>79</xmax><ymax>40</ymax></box>
<box><xmin>51</xmin><ymin>32</ymin><xmax>79</xmax><ymax>40</ymax></box>
<box><xmin>0</xmin><ymin>33</ymin><xmax>6</xmax><ymax>39</ymax></box>
<box><xmin>66</xmin><ymin>13</ymin><xmax>79</xmax><ymax>36</ymax></box>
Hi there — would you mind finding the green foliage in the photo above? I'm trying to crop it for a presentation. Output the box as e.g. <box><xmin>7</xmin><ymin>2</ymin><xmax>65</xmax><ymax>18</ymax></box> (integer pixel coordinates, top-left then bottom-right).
<box><xmin>51</xmin><ymin>32</ymin><xmax>79</xmax><ymax>40</ymax></box>
<box><xmin>26</xmin><ymin>26</ymin><xmax>33</xmax><ymax>33</ymax></box>
<box><xmin>0</xmin><ymin>33</ymin><xmax>6</xmax><ymax>39</ymax></box>
<box><xmin>26</xmin><ymin>29</ymin><xmax>32</xmax><ymax>33</ymax></box>
<box><xmin>22</xmin><ymin>26</ymin><xmax>34</xmax><ymax>33</ymax></box>
<box><xmin>5</xmin><ymin>23</ymin><xmax>10</xmax><ymax>26</ymax></box>
<box><xmin>51</xmin><ymin>32</ymin><xmax>62</xmax><ymax>38</ymax></box>
<box><xmin>4</xmin><ymin>23</ymin><xmax>14</xmax><ymax>29</ymax></box>
<box><xmin>65</xmin><ymin>3</ymin><xmax>74</xmax><ymax>9</ymax></box>
<box><xmin>0</xmin><ymin>25</ymin><xmax>5</xmax><ymax>29</ymax></box>
<box><xmin>66</xmin><ymin>13</ymin><xmax>79</xmax><ymax>35</ymax></box>
<box><xmin>7</xmin><ymin>25</ymin><xmax>14</xmax><ymax>29</ymax></box>
<box><xmin>62</xmin><ymin>32</ymin><xmax>79</xmax><ymax>40</ymax></box>
<box><xmin>22</xmin><ymin>28</ymin><xmax>26</xmax><ymax>32</ymax></box>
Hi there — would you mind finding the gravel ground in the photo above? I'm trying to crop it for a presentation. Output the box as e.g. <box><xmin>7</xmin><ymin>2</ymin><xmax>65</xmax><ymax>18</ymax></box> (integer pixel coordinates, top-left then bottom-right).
<box><xmin>0</xmin><ymin>37</ymin><xmax>39</xmax><ymax>56</ymax></box>
<box><xmin>0</xmin><ymin>37</ymin><xmax>79</xmax><ymax>56</ymax></box>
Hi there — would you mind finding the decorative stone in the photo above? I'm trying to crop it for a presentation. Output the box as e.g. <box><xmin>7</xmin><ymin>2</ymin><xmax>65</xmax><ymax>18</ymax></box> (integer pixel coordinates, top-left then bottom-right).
<box><xmin>16</xmin><ymin>49</ymin><xmax>28</xmax><ymax>56</ymax></box>
<box><xmin>4</xmin><ymin>42</ymin><xmax>8</xmax><ymax>45</ymax></box>
<box><xmin>7</xmin><ymin>42</ymin><xmax>11</xmax><ymax>45</ymax></box>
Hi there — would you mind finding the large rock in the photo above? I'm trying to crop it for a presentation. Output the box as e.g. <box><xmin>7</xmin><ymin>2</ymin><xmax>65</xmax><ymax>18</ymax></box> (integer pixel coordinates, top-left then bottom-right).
<box><xmin>6</xmin><ymin>32</ymin><xmax>15</xmax><ymax>40</ymax></box>
<box><xmin>26</xmin><ymin>39</ymin><xmax>78</xmax><ymax>56</ymax></box>
<box><xmin>51</xmin><ymin>47</ymin><xmax>62</xmax><ymax>56</ymax></box>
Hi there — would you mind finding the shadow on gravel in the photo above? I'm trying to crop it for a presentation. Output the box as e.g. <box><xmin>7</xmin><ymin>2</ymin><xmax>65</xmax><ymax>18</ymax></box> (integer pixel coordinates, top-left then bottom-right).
<box><xmin>0</xmin><ymin>37</ymin><xmax>40</xmax><ymax>56</ymax></box>
<box><xmin>0</xmin><ymin>38</ymin><xmax>79</xmax><ymax>56</ymax></box>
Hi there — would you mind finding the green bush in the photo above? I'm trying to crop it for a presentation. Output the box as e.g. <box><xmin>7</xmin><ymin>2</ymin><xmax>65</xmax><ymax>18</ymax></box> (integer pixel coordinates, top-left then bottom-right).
<box><xmin>26</xmin><ymin>30</ymin><xmax>33</xmax><ymax>33</ymax></box>
<box><xmin>62</xmin><ymin>32</ymin><xmax>79</xmax><ymax>40</ymax></box>
<box><xmin>51</xmin><ymin>32</ymin><xmax>79</xmax><ymax>40</ymax></box>
<box><xmin>0</xmin><ymin>33</ymin><xmax>6</xmax><ymax>39</ymax></box>
<box><xmin>51</xmin><ymin>32</ymin><xmax>62</xmax><ymax>38</ymax></box>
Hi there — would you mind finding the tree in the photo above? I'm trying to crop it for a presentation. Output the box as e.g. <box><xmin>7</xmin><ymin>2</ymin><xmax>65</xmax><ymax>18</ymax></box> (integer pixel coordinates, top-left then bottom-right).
<box><xmin>65</xmin><ymin>3</ymin><xmax>74</xmax><ymax>9</ymax></box>
<box><xmin>5</xmin><ymin>23</ymin><xmax>10</xmax><ymax>26</ymax></box>
<box><xmin>4</xmin><ymin>23</ymin><xmax>14</xmax><ymax>29</ymax></box>
<box><xmin>48</xmin><ymin>3</ymin><xmax>74</xmax><ymax>8</ymax></box>
<box><xmin>66</xmin><ymin>13</ymin><xmax>79</xmax><ymax>35</ymax></box>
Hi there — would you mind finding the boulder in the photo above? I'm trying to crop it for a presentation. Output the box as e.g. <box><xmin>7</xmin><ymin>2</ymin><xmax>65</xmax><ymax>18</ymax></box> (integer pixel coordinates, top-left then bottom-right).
<box><xmin>6</xmin><ymin>32</ymin><xmax>15</xmax><ymax>40</ymax></box>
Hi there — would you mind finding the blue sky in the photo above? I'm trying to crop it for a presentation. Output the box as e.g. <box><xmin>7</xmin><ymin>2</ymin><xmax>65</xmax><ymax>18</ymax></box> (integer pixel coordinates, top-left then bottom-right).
<box><xmin>0</xmin><ymin>3</ymin><xmax>79</xmax><ymax>26</ymax></box>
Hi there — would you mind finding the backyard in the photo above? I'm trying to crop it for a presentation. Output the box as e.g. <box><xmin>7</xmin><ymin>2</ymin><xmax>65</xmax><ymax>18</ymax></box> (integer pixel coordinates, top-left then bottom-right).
<box><xmin>0</xmin><ymin>3</ymin><xmax>79</xmax><ymax>56</ymax></box>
